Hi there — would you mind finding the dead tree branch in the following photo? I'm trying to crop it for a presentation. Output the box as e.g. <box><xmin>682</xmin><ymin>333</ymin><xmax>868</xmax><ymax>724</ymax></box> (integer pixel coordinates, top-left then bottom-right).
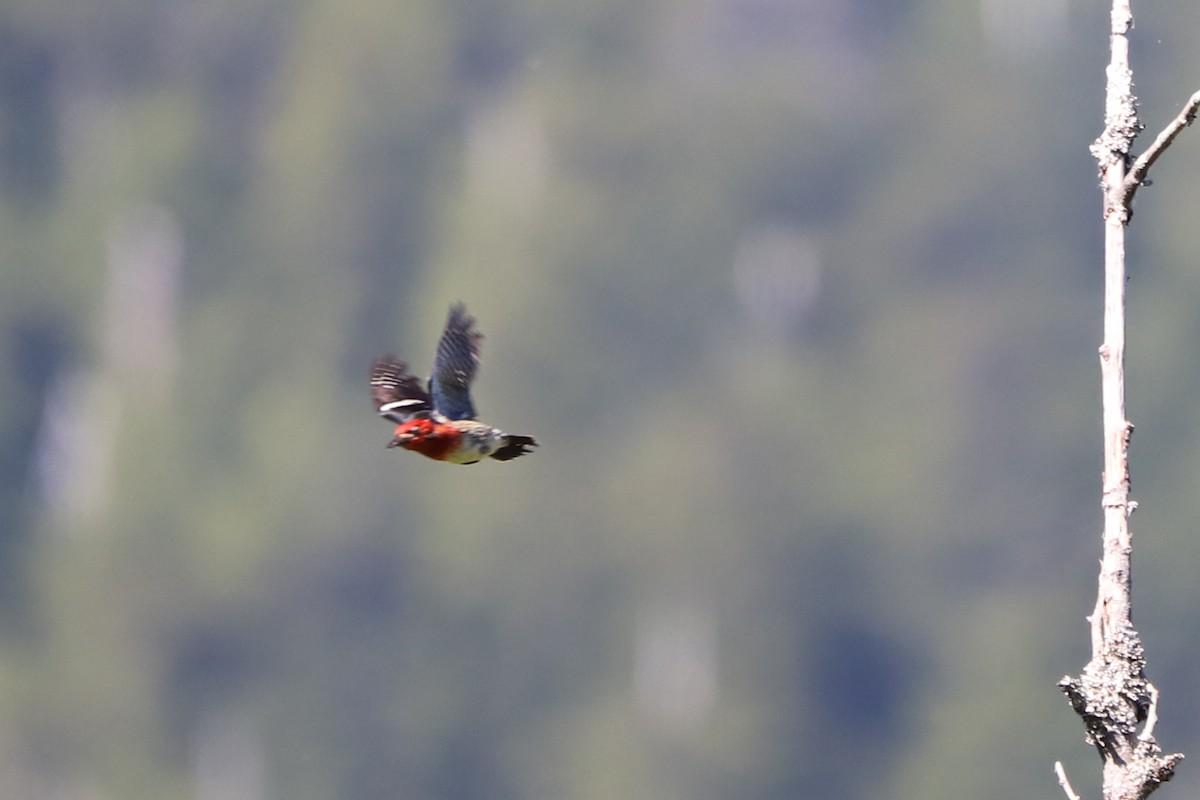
<box><xmin>1058</xmin><ymin>0</ymin><xmax>1192</xmax><ymax>798</ymax></box>
<box><xmin>1057</xmin><ymin>761</ymin><xmax>1083</xmax><ymax>800</ymax></box>
<box><xmin>1123</xmin><ymin>91</ymin><xmax>1200</xmax><ymax>205</ymax></box>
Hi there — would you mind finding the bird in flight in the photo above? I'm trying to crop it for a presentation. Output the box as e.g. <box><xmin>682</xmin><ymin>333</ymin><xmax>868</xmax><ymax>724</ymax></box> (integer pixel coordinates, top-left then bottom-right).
<box><xmin>370</xmin><ymin>303</ymin><xmax>537</xmax><ymax>464</ymax></box>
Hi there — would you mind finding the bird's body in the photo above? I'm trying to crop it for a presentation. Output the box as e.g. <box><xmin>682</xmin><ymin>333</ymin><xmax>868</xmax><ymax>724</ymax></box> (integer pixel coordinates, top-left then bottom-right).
<box><xmin>388</xmin><ymin>417</ymin><xmax>537</xmax><ymax>464</ymax></box>
<box><xmin>371</xmin><ymin>304</ymin><xmax>537</xmax><ymax>464</ymax></box>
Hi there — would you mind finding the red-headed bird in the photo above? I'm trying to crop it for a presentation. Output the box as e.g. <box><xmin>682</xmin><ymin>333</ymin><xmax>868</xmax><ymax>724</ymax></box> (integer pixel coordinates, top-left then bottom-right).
<box><xmin>370</xmin><ymin>304</ymin><xmax>537</xmax><ymax>464</ymax></box>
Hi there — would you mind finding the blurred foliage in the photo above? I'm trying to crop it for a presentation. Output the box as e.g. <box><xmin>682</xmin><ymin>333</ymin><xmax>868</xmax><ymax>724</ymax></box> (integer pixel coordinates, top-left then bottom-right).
<box><xmin>1</xmin><ymin>0</ymin><xmax>1200</xmax><ymax>798</ymax></box>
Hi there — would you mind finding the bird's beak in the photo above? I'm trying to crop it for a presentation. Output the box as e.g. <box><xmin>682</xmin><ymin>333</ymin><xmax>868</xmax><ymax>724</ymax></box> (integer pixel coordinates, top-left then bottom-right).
<box><xmin>388</xmin><ymin>432</ymin><xmax>413</xmax><ymax>448</ymax></box>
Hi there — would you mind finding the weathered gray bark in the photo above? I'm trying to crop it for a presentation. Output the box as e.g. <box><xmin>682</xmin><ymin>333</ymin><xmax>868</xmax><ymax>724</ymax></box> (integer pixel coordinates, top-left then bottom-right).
<box><xmin>1056</xmin><ymin>1</ymin><xmax>1197</xmax><ymax>798</ymax></box>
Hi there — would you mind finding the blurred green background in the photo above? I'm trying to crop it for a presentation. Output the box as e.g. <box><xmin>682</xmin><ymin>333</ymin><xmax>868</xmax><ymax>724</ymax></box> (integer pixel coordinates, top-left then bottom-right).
<box><xmin>3</xmin><ymin>0</ymin><xmax>1200</xmax><ymax>798</ymax></box>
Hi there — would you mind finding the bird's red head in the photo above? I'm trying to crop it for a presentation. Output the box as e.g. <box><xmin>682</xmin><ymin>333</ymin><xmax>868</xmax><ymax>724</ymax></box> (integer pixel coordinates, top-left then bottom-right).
<box><xmin>388</xmin><ymin>418</ymin><xmax>459</xmax><ymax>460</ymax></box>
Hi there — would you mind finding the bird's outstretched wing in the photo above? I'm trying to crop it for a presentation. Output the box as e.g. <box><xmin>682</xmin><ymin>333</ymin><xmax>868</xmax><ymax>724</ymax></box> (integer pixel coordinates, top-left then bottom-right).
<box><xmin>430</xmin><ymin>303</ymin><xmax>482</xmax><ymax>421</ymax></box>
<box><xmin>371</xmin><ymin>355</ymin><xmax>431</xmax><ymax>423</ymax></box>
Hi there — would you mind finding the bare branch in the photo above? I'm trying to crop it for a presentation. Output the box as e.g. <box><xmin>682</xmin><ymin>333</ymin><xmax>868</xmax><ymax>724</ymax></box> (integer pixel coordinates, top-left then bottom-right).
<box><xmin>1123</xmin><ymin>90</ymin><xmax>1200</xmax><ymax>205</ymax></box>
<box><xmin>1139</xmin><ymin>683</ymin><xmax>1161</xmax><ymax>743</ymax></box>
<box><xmin>1056</xmin><ymin>761</ymin><xmax>1083</xmax><ymax>800</ymax></box>
<box><xmin>1059</xmin><ymin>1</ymin><xmax>1187</xmax><ymax>798</ymax></box>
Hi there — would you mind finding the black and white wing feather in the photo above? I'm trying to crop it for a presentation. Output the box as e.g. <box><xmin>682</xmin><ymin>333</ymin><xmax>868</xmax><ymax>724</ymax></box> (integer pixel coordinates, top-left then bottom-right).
<box><xmin>371</xmin><ymin>356</ymin><xmax>431</xmax><ymax>423</ymax></box>
<box><xmin>430</xmin><ymin>303</ymin><xmax>483</xmax><ymax>421</ymax></box>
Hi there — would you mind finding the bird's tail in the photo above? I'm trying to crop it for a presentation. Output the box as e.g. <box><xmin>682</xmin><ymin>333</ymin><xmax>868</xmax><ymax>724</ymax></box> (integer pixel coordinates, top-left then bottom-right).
<box><xmin>490</xmin><ymin>434</ymin><xmax>538</xmax><ymax>461</ymax></box>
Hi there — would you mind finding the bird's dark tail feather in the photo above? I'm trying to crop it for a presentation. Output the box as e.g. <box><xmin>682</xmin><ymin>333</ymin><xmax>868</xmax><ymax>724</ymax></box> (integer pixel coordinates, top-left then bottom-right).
<box><xmin>490</xmin><ymin>435</ymin><xmax>538</xmax><ymax>461</ymax></box>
